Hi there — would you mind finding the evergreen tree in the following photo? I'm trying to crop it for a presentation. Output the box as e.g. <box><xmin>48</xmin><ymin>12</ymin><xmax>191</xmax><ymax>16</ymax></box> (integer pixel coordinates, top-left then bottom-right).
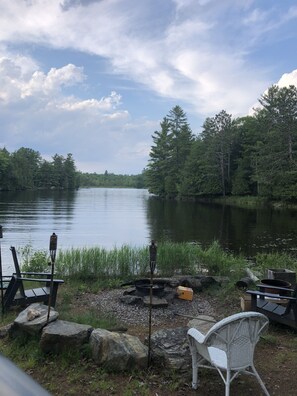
<box><xmin>146</xmin><ymin>106</ymin><xmax>193</xmax><ymax>198</ymax></box>
<box><xmin>200</xmin><ymin>110</ymin><xmax>235</xmax><ymax>196</ymax></box>
<box><xmin>179</xmin><ymin>138</ymin><xmax>211</xmax><ymax>196</ymax></box>
<box><xmin>231</xmin><ymin>116</ymin><xmax>260</xmax><ymax>196</ymax></box>
<box><xmin>52</xmin><ymin>154</ymin><xmax>66</xmax><ymax>188</ymax></box>
<box><xmin>255</xmin><ymin>85</ymin><xmax>297</xmax><ymax>199</ymax></box>
<box><xmin>0</xmin><ymin>148</ymin><xmax>12</xmax><ymax>190</ymax></box>
<box><xmin>11</xmin><ymin>147</ymin><xmax>41</xmax><ymax>189</ymax></box>
<box><xmin>37</xmin><ymin>160</ymin><xmax>56</xmax><ymax>188</ymax></box>
<box><xmin>146</xmin><ymin>118</ymin><xmax>172</xmax><ymax>196</ymax></box>
<box><xmin>64</xmin><ymin>153</ymin><xmax>78</xmax><ymax>189</ymax></box>
<box><xmin>167</xmin><ymin>106</ymin><xmax>194</xmax><ymax>196</ymax></box>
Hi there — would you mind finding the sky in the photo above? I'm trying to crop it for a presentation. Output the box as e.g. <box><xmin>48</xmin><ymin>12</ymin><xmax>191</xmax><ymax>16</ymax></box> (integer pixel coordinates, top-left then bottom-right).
<box><xmin>0</xmin><ymin>1</ymin><xmax>297</xmax><ymax>175</ymax></box>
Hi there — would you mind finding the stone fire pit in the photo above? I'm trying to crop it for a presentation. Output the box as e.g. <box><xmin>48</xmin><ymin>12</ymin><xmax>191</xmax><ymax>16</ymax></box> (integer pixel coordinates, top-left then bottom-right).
<box><xmin>120</xmin><ymin>275</ymin><xmax>223</xmax><ymax>308</ymax></box>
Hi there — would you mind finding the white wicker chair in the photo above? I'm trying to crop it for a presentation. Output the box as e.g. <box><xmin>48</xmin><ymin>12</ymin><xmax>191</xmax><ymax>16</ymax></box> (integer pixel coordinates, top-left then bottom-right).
<box><xmin>187</xmin><ymin>312</ymin><xmax>270</xmax><ymax>396</ymax></box>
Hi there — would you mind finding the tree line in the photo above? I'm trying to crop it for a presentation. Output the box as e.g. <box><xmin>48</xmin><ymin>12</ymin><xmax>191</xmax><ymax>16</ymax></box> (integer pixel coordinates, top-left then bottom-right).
<box><xmin>0</xmin><ymin>147</ymin><xmax>145</xmax><ymax>191</ymax></box>
<box><xmin>0</xmin><ymin>148</ymin><xmax>78</xmax><ymax>191</ymax></box>
<box><xmin>78</xmin><ymin>171</ymin><xmax>145</xmax><ymax>188</ymax></box>
<box><xmin>145</xmin><ymin>85</ymin><xmax>297</xmax><ymax>201</ymax></box>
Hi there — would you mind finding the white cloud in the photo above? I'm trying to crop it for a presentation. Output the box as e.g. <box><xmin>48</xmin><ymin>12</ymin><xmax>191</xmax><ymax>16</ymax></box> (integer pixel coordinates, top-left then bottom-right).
<box><xmin>0</xmin><ymin>0</ymin><xmax>272</xmax><ymax>116</ymax></box>
<box><xmin>22</xmin><ymin>64</ymin><xmax>85</xmax><ymax>98</ymax></box>
<box><xmin>277</xmin><ymin>70</ymin><xmax>297</xmax><ymax>88</ymax></box>
<box><xmin>0</xmin><ymin>57</ymin><xmax>85</xmax><ymax>102</ymax></box>
<box><xmin>57</xmin><ymin>91</ymin><xmax>122</xmax><ymax>112</ymax></box>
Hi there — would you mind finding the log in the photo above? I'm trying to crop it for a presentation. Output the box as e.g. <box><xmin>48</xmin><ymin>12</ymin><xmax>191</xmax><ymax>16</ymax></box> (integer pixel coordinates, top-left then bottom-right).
<box><xmin>245</xmin><ymin>268</ymin><xmax>260</xmax><ymax>282</ymax></box>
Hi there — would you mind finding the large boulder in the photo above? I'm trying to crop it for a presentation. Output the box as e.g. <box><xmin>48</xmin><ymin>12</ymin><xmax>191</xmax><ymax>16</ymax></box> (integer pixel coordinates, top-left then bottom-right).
<box><xmin>40</xmin><ymin>320</ymin><xmax>93</xmax><ymax>353</ymax></box>
<box><xmin>90</xmin><ymin>328</ymin><xmax>148</xmax><ymax>371</ymax></box>
<box><xmin>10</xmin><ymin>303</ymin><xmax>59</xmax><ymax>337</ymax></box>
<box><xmin>149</xmin><ymin>327</ymin><xmax>191</xmax><ymax>371</ymax></box>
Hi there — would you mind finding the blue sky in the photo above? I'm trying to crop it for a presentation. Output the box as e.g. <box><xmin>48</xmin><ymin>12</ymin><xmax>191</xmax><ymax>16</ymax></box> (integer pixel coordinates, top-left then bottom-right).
<box><xmin>0</xmin><ymin>0</ymin><xmax>297</xmax><ymax>174</ymax></box>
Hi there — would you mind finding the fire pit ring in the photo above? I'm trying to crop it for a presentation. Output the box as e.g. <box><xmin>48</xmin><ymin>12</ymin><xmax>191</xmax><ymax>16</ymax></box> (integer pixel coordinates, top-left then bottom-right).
<box><xmin>134</xmin><ymin>279</ymin><xmax>165</xmax><ymax>297</ymax></box>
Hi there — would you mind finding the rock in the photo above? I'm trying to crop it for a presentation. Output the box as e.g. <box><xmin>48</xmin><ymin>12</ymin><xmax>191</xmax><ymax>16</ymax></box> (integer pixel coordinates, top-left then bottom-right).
<box><xmin>10</xmin><ymin>303</ymin><xmax>59</xmax><ymax>336</ymax></box>
<box><xmin>187</xmin><ymin>315</ymin><xmax>216</xmax><ymax>335</ymax></box>
<box><xmin>175</xmin><ymin>275</ymin><xmax>227</xmax><ymax>291</ymax></box>
<box><xmin>90</xmin><ymin>328</ymin><xmax>148</xmax><ymax>371</ymax></box>
<box><xmin>142</xmin><ymin>296</ymin><xmax>168</xmax><ymax>308</ymax></box>
<box><xmin>120</xmin><ymin>295</ymin><xmax>142</xmax><ymax>305</ymax></box>
<box><xmin>40</xmin><ymin>320</ymin><xmax>93</xmax><ymax>353</ymax></box>
<box><xmin>163</xmin><ymin>289</ymin><xmax>177</xmax><ymax>303</ymax></box>
<box><xmin>210</xmin><ymin>276</ymin><xmax>230</xmax><ymax>286</ymax></box>
<box><xmin>122</xmin><ymin>287</ymin><xmax>136</xmax><ymax>295</ymax></box>
<box><xmin>148</xmin><ymin>327</ymin><xmax>191</xmax><ymax>371</ymax></box>
<box><xmin>0</xmin><ymin>323</ymin><xmax>13</xmax><ymax>339</ymax></box>
<box><xmin>27</xmin><ymin>307</ymin><xmax>41</xmax><ymax>321</ymax></box>
<box><xmin>179</xmin><ymin>277</ymin><xmax>203</xmax><ymax>291</ymax></box>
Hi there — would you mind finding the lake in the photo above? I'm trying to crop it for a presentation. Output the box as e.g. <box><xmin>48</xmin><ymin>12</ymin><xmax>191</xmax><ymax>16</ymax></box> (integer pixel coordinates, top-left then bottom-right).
<box><xmin>1</xmin><ymin>188</ymin><xmax>297</xmax><ymax>274</ymax></box>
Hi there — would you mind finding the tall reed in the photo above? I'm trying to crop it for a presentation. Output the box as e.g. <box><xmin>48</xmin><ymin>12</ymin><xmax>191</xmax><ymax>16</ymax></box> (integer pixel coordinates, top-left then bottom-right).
<box><xmin>54</xmin><ymin>241</ymin><xmax>246</xmax><ymax>280</ymax></box>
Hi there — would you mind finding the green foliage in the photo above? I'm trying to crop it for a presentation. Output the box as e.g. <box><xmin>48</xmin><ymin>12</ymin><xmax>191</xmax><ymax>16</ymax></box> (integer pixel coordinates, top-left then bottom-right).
<box><xmin>147</xmin><ymin>86</ymin><xmax>297</xmax><ymax>202</ymax></box>
<box><xmin>0</xmin><ymin>147</ymin><xmax>79</xmax><ymax>191</ymax></box>
<box><xmin>78</xmin><ymin>171</ymin><xmax>146</xmax><ymax>188</ymax></box>
<box><xmin>19</xmin><ymin>245</ymin><xmax>49</xmax><ymax>272</ymax></box>
<box><xmin>156</xmin><ymin>242</ymin><xmax>199</xmax><ymax>275</ymax></box>
<box><xmin>146</xmin><ymin>106</ymin><xmax>193</xmax><ymax>198</ymax></box>
<box><xmin>254</xmin><ymin>252</ymin><xmax>297</xmax><ymax>275</ymax></box>
<box><xmin>196</xmin><ymin>240</ymin><xmax>245</xmax><ymax>278</ymax></box>
<box><xmin>62</xmin><ymin>308</ymin><xmax>119</xmax><ymax>330</ymax></box>
<box><xmin>55</xmin><ymin>241</ymin><xmax>245</xmax><ymax>281</ymax></box>
<box><xmin>1</xmin><ymin>333</ymin><xmax>44</xmax><ymax>371</ymax></box>
<box><xmin>57</xmin><ymin>245</ymin><xmax>150</xmax><ymax>279</ymax></box>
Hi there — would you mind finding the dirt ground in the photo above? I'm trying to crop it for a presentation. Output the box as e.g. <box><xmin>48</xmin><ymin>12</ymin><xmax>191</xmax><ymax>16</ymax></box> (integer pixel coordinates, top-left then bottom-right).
<box><xmin>125</xmin><ymin>295</ymin><xmax>297</xmax><ymax>396</ymax></box>
<box><xmin>12</xmin><ymin>288</ymin><xmax>297</xmax><ymax>396</ymax></box>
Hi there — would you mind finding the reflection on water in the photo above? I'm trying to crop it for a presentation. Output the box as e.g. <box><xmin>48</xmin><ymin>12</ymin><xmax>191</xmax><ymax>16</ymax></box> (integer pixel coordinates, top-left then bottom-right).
<box><xmin>0</xmin><ymin>188</ymin><xmax>297</xmax><ymax>274</ymax></box>
<box><xmin>0</xmin><ymin>188</ymin><xmax>150</xmax><ymax>273</ymax></box>
<box><xmin>146</xmin><ymin>197</ymin><xmax>297</xmax><ymax>257</ymax></box>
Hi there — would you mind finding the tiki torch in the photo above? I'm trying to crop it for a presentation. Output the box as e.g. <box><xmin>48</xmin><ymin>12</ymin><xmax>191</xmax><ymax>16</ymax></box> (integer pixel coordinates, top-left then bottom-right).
<box><xmin>0</xmin><ymin>226</ymin><xmax>3</xmax><ymax>315</ymax></box>
<box><xmin>147</xmin><ymin>240</ymin><xmax>157</xmax><ymax>367</ymax></box>
<box><xmin>47</xmin><ymin>232</ymin><xmax>57</xmax><ymax>324</ymax></box>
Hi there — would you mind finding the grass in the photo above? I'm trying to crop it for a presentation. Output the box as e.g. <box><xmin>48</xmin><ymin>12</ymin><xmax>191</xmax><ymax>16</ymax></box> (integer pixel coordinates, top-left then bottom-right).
<box><xmin>18</xmin><ymin>240</ymin><xmax>254</xmax><ymax>283</ymax></box>
<box><xmin>212</xmin><ymin>195</ymin><xmax>269</xmax><ymax>208</ymax></box>
<box><xmin>1</xmin><ymin>272</ymin><xmax>297</xmax><ymax>395</ymax></box>
<box><xmin>16</xmin><ymin>240</ymin><xmax>297</xmax><ymax>293</ymax></box>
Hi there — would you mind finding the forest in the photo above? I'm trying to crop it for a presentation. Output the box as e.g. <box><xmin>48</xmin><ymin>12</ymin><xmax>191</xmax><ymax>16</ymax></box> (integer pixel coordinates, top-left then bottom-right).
<box><xmin>78</xmin><ymin>171</ymin><xmax>145</xmax><ymax>189</ymax></box>
<box><xmin>0</xmin><ymin>149</ymin><xmax>78</xmax><ymax>191</ymax></box>
<box><xmin>145</xmin><ymin>85</ymin><xmax>297</xmax><ymax>201</ymax></box>
<box><xmin>0</xmin><ymin>148</ymin><xmax>144</xmax><ymax>191</ymax></box>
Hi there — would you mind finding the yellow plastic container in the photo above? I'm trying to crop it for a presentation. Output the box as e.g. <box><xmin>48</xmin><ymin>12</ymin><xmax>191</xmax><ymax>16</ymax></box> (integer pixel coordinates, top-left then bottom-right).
<box><xmin>177</xmin><ymin>286</ymin><xmax>193</xmax><ymax>301</ymax></box>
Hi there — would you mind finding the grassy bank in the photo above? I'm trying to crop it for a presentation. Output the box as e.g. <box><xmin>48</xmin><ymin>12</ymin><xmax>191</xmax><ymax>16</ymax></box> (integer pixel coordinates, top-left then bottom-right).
<box><xmin>20</xmin><ymin>241</ymin><xmax>248</xmax><ymax>282</ymax></box>
<box><xmin>20</xmin><ymin>241</ymin><xmax>297</xmax><ymax>284</ymax></box>
<box><xmin>212</xmin><ymin>195</ymin><xmax>297</xmax><ymax>209</ymax></box>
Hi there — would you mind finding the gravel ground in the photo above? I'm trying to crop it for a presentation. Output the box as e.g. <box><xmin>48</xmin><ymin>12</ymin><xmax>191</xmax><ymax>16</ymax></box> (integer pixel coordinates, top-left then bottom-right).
<box><xmin>87</xmin><ymin>288</ymin><xmax>217</xmax><ymax>328</ymax></box>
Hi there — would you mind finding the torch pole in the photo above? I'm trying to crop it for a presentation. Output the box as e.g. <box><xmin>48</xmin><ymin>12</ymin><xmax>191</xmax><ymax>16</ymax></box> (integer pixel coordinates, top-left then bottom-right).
<box><xmin>147</xmin><ymin>240</ymin><xmax>157</xmax><ymax>368</ymax></box>
<box><xmin>47</xmin><ymin>233</ymin><xmax>57</xmax><ymax>324</ymax></box>
<box><xmin>0</xmin><ymin>226</ymin><xmax>3</xmax><ymax>315</ymax></box>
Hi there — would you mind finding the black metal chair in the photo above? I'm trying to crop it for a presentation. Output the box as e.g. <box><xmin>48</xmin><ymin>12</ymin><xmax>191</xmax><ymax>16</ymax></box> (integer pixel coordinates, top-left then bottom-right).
<box><xmin>246</xmin><ymin>284</ymin><xmax>297</xmax><ymax>330</ymax></box>
<box><xmin>1</xmin><ymin>247</ymin><xmax>64</xmax><ymax>312</ymax></box>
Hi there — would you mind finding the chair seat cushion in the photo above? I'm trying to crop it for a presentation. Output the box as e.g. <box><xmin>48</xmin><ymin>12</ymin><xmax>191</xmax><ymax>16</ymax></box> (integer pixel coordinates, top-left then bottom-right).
<box><xmin>208</xmin><ymin>347</ymin><xmax>227</xmax><ymax>369</ymax></box>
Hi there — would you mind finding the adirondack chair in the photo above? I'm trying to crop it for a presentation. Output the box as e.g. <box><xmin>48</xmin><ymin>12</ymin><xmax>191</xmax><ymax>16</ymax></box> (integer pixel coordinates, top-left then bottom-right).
<box><xmin>1</xmin><ymin>247</ymin><xmax>64</xmax><ymax>312</ymax></box>
<box><xmin>246</xmin><ymin>284</ymin><xmax>297</xmax><ymax>330</ymax></box>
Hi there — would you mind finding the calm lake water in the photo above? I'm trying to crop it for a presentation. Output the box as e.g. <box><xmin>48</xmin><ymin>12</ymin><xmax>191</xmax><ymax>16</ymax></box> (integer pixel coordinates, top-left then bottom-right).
<box><xmin>0</xmin><ymin>188</ymin><xmax>297</xmax><ymax>273</ymax></box>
